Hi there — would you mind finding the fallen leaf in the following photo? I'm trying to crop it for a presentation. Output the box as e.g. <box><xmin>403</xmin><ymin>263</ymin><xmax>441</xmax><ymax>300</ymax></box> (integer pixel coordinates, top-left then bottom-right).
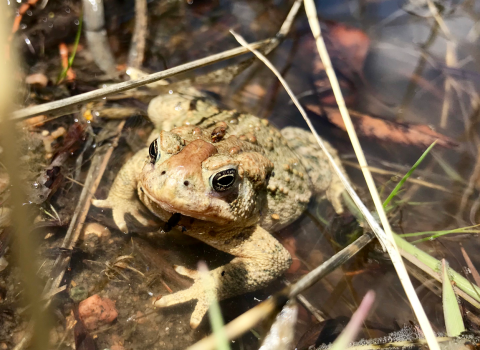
<box><xmin>307</xmin><ymin>105</ymin><xmax>457</xmax><ymax>148</ymax></box>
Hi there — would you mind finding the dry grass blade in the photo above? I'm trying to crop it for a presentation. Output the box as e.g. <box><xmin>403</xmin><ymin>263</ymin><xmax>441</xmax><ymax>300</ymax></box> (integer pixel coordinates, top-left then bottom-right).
<box><xmin>461</xmin><ymin>247</ymin><xmax>480</xmax><ymax>287</ymax></box>
<box><xmin>425</xmin><ymin>0</ymin><xmax>457</xmax><ymax>129</ymax></box>
<box><xmin>10</xmin><ymin>40</ymin><xmax>272</xmax><ymax>121</ymax></box>
<box><xmin>1</xmin><ymin>4</ymin><xmax>51</xmax><ymax>350</ymax></box>
<box><xmin>232</xmin><ymin>21</ymin><xmax>440</xmax><ymax>346</ymax></box>
<box><xmin>302</xmin><ymin>1</ymin><xmax>440</xmax><ymax>349</ymax></box>
<box><xmin>342</xmin><ymin>160</ymin><xmax>451</xmax><ymax>193</ymax></box>
<box><xmin>128</xmin><ymin>0</ymin><xmax>147</xmax><ymax>68</ymax></box>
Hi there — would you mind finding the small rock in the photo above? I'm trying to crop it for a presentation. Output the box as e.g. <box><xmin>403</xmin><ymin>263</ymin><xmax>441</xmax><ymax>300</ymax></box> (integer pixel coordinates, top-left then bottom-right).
<box><xmin>25</xmin><ymin>73</ymin><xmax>49</xmax><ymax>87</ymax></box>
<box><xmin>80</xmin><ymin>222</ymin><xmax>112</xmax><ymax>242</ymax></box>
<box><xmin>0</xmin><ymin>257</ymin><xmax>8</xmax><ymax>272</ymax></box>
<box><xmin>78</xmin><ymin>294</ymin><xmax>118</xmax><ymax>330</ymax></box>
<box><xmin>50</xmin><ymin>127</ymin><xmax>66</xmax><ymax>139</ymax></box>
<box><xmin>22</xmin><ymin>115</ymin><xmax>46</xmax><ymax>127</ymax></box>
<box><xmin>111</xmin><ymin>345</ymin><xmax>125</xmax><ymax>350</ymax></box>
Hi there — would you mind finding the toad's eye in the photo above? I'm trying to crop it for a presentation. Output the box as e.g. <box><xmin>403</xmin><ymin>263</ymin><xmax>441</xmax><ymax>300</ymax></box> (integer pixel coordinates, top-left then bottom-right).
<box><xmin>149</xmin><ymin>138</ymin><xmax>161</xmax><ymax>164</ymax></box>
<box><xmin>211</xmin><ymin>169</ymin><xmax>236</xmax><ymax>192</ymax></box>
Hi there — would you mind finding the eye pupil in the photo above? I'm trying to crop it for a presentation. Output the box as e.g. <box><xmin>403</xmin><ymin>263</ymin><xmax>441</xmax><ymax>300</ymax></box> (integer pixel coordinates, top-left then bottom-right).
<box><xmin>149</xmin><ymin>139</ymin><xmax>160</xmax><ymax>164</ymax></box>
<box><xmin>212</xmin><ymin>169</ymin><xmax>236</xmax><ymax>192</ymax></box>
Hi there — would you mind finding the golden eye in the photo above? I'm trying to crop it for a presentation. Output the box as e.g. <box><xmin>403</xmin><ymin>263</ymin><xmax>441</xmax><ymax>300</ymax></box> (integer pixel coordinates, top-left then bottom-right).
<box><xmin>148</xmin><ymin>138</ymin><xmax>161</xmax><ymax>164</ymax></box>
<box><xmin>211</xmin><ymin>169</ymin><xmax>236</xmax><ymax>192</ymax></box>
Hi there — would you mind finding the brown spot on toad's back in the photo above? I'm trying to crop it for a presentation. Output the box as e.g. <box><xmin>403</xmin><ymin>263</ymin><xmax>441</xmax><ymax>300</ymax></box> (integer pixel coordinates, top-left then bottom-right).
<box><xmin>211</xmin><ymin>126</ymin><xmax>227</xmax><ymax>143</ymax></box>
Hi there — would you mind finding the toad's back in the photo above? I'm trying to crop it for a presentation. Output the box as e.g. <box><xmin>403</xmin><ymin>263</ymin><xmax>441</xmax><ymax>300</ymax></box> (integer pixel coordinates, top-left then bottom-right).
<box><xmin>148</xmin><ymin>90</ymin><xmax>344</xmax><ymax>231</ymax></box>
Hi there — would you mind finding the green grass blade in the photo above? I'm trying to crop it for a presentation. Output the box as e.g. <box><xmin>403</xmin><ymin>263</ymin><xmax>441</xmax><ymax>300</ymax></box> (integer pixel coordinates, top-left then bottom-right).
<box><xmin>398</xmin><ymin>225</ymin><xmax>480</xmax><ymax>243</ymax></box>
<box><xmin>394</xmin><ymin>234</ymin><xmax>480</xmax><ymax>305</ymax></box>
<box><xmin>383</xmin><ymin>141</ymin><xmax>437</xmax><ymax>208</ymax></box>
<box><xmin>441</xmin><ymin>259</ymin><xmax>466</xmax><ymax>336</ymax></box>
<box><xmin>57</xmin><ymin>13</ymin><xmax>83</xmax><ymax>84</ymax></box>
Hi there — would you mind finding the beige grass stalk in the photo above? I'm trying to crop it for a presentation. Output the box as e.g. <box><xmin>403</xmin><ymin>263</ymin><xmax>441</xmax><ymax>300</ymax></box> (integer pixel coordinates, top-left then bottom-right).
<box><xmin>425</xmin><ymin>0</ymin><xmax>457</xmax><ymax>129</ymax></box>
<box><xmin>302</xmin><ymin>1</ymin><xmax>440</xmax><ymax>349</ymax></box>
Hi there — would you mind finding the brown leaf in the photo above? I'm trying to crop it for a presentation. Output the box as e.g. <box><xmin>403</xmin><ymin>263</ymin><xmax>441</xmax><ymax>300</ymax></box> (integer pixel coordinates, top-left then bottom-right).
<box><xmin>307</xmin><ymin>105</ymin><xmax>457</xmax><ymax>148</ymax></box>
<box><xmin>308</xmin><ymin>22</ymin><xmax>370</xmax><ymax>78</ymax></box>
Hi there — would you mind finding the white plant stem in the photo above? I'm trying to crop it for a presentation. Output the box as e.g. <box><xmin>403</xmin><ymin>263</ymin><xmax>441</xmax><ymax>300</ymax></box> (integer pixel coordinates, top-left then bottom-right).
<box><xmin>301</xmin><ymin>2</ymin><xmax>440</xmax><ymax>349</ymax></box>
<box><xmin>231</xmin><ymin>3</ymin><xmax>439</xmax><ymax>348</ymax></box>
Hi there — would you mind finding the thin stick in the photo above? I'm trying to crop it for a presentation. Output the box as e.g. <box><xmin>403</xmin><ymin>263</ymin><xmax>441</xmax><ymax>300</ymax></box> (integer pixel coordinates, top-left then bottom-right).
<box><xmin>277</xmin><ymin>0</ymin><xmax>303</xmax><ymax>37</ymax></box>
<box><xmin>300</xmin><ymin>2</ymin><xmax>440</xmax><ymax>349</ymax></box>
<box><xmin>186</xmin><ymin>233</ymin><xmax>374</xmax><ymax>350</ymax></box>
<box><xmin>425</xmin><ymin>0</ymin><xmax>458</xmax><ymax>129</ymax></box>
<box><xmin>43</xmin><ymin>120</ymin><xmax>126</xmax><ymax>295</ymax></box>
<box><xmin>128</xmin><ymin>0</ymin><xmax>147</xmax><ymax>68</ymax></box>
<box><xmin>10</xmin><ymin>40</ymin><xmax>272</xmax><ymax>121</ymax></box>
<box><xmin>342</xmin><ymin>160</ymin><xmax>451</xmax><ymax>193</ymax></box>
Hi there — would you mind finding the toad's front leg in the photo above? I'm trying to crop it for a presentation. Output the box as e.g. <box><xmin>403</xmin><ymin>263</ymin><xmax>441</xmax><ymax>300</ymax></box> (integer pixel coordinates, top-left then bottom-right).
<box><xmin>153</xmin><ymin>225</ymin><xmax>291</xmax><ymax>328</ymax></box>
<box><xmin>92</xmin><ymin>149</ymin><xmax>158</xmax><ymax>232</ymax></box>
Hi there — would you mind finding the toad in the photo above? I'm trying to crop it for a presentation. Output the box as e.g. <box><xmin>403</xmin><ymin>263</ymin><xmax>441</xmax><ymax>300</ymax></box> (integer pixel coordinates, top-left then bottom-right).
<box><xmin>93</xmin><ymin>89</ymin><xmax>345</xmax><ymax>328</ymax></box>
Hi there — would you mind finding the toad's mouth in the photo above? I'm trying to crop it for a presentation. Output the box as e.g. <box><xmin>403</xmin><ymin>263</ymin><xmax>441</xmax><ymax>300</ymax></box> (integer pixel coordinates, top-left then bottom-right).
<box><xmin>164</xmin><ymin>212</ymin><xmax>182</xmax><ymax>232</ymax></box>
<box><xmin>141</xmin><ymin>185</ymin><xmax>198</xmax><ymax>217</ymax></box>
<box><xmin>140</xmin><ymin>184</ymin><xmax>231</xmax><ymax>225</ymax></box>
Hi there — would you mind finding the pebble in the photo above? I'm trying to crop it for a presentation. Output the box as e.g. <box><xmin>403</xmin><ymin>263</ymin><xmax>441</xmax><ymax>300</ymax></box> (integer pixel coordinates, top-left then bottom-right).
<box><xmin>78</xmin><ymin>294</ymin><xmax>118</xmax><ymax>330</ymax></box>
<box><xmin>25</xmin><ymin>73</ymin><xmax>49</xmax><ymax>87</ymax></box>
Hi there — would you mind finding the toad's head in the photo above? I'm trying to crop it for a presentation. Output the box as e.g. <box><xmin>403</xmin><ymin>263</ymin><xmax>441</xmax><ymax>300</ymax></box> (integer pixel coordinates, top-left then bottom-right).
<box><xmin>138</xmin><ymin>126</ymin><xmax>273</xmax><ymax>230</ymax></box>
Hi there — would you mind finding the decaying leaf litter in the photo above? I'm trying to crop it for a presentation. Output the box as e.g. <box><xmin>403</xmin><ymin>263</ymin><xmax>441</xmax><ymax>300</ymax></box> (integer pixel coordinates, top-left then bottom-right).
<box><xmin>2</xmin><ymin>0</ymin><xmax>480</xmax><ymax>349</ymax></box>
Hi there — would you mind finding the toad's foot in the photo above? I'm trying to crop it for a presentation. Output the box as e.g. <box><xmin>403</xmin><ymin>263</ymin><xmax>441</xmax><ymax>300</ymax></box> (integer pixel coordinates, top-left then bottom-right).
<box><xmin>153</xmin><ymin>265</ymin><xmax>209</xmax><ymax>329</ymax></box>
<box><xmin>92</xmin><ymin>197</ymin><xmax>156</xmax><ymax>233</ymax></box>
<box><xmin>154</xmin><ymin>226</ymin><xmax>292</xmax><ymax>329</ymax></box>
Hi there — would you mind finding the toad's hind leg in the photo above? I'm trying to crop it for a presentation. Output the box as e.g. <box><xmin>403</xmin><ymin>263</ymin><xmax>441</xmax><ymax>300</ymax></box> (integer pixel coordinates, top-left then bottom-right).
<box><xmin>281</xmin><ymin>127</ymin><xmax>346</xmax><ymax>213</ymax></box>
<box><xmin>153</xmin><ymin>225</ymin><xmax>291</xmax><ymax>328</ymax></box>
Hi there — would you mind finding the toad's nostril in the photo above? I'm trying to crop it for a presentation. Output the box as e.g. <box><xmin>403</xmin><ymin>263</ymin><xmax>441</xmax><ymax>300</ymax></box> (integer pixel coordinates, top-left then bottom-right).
<box><xmin>184</xmin><ymin>181</ymin><xmax>190</xmax><ymax>186</ymax></box>
<box><xmin>161</xmin><ymin>171</ymin><xmax>166</xmax><ymax>175</ymax></box>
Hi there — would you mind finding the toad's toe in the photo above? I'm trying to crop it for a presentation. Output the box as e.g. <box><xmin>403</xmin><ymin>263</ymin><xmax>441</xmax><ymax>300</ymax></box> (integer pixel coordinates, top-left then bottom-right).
<box><xmin>153</xmin><ymin>286</ymin><xmax>199</xmax><ymax>308</ymax></box>
<box><xmin>190</xmin><ymin>298</ymin><xmax>209</xmax><ymax>329</ymax></box>
<box><xmin>174</xmin><ymin>265</ymin><xmax>199</xmax><ymax>280</ymax></box>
